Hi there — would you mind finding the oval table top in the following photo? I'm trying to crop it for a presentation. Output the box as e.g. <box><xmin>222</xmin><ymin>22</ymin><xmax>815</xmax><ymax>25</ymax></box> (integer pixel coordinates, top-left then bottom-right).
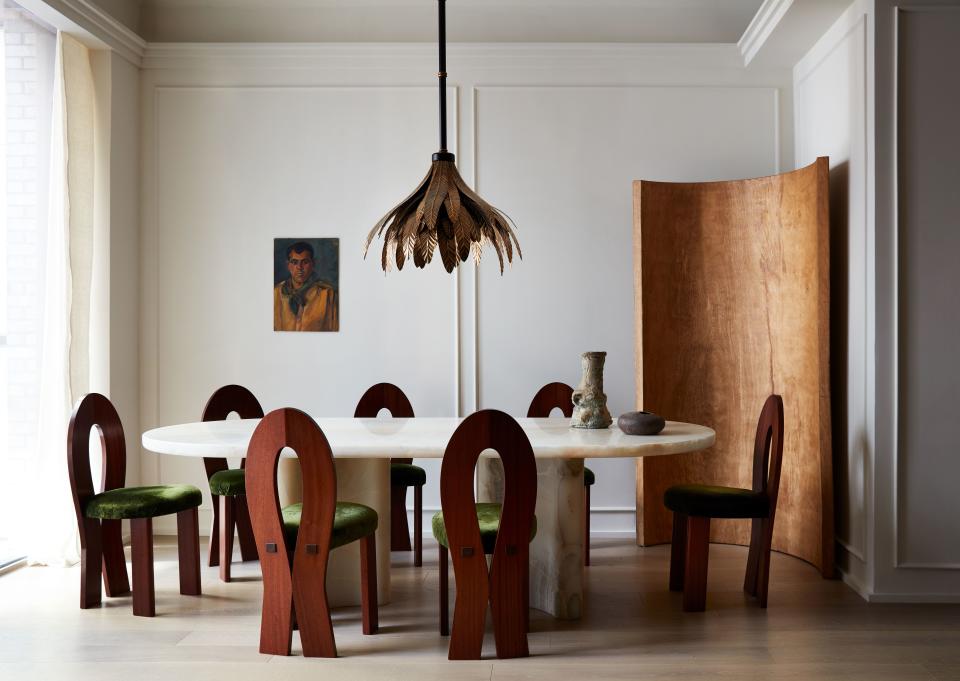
<box><xmin>142</xmin><ymin>416</ymin><xmax>715</xmax><ymax>460</ymax></box>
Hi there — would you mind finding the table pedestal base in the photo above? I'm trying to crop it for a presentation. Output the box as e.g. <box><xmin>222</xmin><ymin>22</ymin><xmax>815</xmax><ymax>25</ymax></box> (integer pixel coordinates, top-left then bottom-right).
<box><xmin>278</xmin><ymin>457</ymin><xmax>391</xmax><ymax>606</ymax></box>
<box><xmin>477</xmin><ymin>456</ymin><xmax>585</xmax><ymax>620</ymax></box>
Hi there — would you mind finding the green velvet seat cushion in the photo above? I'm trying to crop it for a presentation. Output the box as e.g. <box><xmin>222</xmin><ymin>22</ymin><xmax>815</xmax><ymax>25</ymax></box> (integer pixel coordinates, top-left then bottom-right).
<box><xmin>584</xmin><ymin>466</ymin><xmax>596</xmax><ymax>486</ymax></box>
<box><xmin>431</xmin><ymin>502</ymin><xmax>537</xmax><ymax>554</ymax></box>
<box><xmin>390</xmin><ymin>463</ymin><xmax>426</xmax><ymax>487</ymax></box>
<box><xmin>281</xmin><ymin>502</ymin><xmax>379</xmax><ymax>550</ymax></box>
<box><xmin>663</xmin><ymin>484</ymin><xmax>769</xmax><ymax>519</ymax></box>
<box><xmin>84</xmin><ymin>484</ymin><xmax>202</xmax><ymax>520</ymax></box>
<box><xmin>209</xmin><ymin>468</ymin><xmax>246</xmax><ymax>496</ymax></box>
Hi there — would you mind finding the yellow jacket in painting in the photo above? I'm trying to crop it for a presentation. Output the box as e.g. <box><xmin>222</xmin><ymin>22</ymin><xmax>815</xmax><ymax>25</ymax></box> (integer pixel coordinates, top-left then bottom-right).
<box><xmin>274</xmin><ymin>275</ymin><xmax>339</xmax><ymax>332</ymax></box>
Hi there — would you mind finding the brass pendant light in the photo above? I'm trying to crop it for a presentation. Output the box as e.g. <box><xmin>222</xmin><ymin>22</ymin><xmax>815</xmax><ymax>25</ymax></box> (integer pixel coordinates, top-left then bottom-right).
<box><xmin>364</xmin><ymin>0</ymin><xmax>521</xmax><ymax>273</ymax></box>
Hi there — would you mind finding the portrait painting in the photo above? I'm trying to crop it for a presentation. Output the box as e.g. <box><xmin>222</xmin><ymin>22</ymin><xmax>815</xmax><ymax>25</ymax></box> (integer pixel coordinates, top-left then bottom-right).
<box><xmin>273</xmin><ymin>238</ymin><xmax>339</xmax><ymax>332</ymax></box>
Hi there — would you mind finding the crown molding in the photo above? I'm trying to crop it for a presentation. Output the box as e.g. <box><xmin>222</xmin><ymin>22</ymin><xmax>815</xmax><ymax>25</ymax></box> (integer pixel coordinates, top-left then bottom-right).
<box><xmin>738</xmin><ymin>0</ymin><xmax>793</xmax><ymax>66</ymax></box>
<box><xmin>23</xmin><ymin>0</ymin><xmax>146</xmax><ymax>65</ymax></box>
<box><xmin>141</xmin><ymin>41</ymin><xmax>745</xmax><ymax>71</ymax></box>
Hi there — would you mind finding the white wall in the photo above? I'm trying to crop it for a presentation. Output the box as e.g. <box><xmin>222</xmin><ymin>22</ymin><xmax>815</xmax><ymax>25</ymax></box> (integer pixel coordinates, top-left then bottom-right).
<box><xmin>88</xmin><ymin>47</ymin><xmax>141</xmax><ymax>494</ymax></box>
<box><xmin>139</xmin><ymin>44</ymin><xmax>790</xmax><ymax>535</ymax></box>
<box><xmin>794</xmin><ymin>0</ymin><xmax>873</xmax><ymax>596</ymax></box>
<box><xmin>108</xmin><ymin>52</ymin><xmax>140</xmax><ymax>488</ymax></box>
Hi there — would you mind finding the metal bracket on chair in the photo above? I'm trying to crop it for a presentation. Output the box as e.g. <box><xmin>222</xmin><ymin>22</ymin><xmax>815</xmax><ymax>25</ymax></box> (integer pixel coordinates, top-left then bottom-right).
<box><xmin>460</xmin><ymin>547</ymin><xmax>475</xmax><ymax>557</ymax></box>
<box><xmin>305</xmin><ymin>544</ymin><xmax>318</xmax><ymax>554</ymax></box>
<box><xmin>265</xmin><ymin>542</ymin><xmax>277</xmax><ymax>553</ymax></box>
<box><xmin>505</xmin><ymin>545</ymin><xmax>518</xmax><ymax>556</ymax></box>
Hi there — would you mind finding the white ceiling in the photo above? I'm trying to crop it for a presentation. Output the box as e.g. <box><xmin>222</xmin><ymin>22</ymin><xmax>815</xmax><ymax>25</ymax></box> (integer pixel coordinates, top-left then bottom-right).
<box><xmin>126</xmin><ymin>0</ymin><xmax>766</xmax><ymax>44</ymax></box>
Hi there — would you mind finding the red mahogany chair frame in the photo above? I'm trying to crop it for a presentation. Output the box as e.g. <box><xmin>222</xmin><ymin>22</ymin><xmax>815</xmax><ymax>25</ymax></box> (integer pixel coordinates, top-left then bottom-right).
<box><xmin>439</xmin><ymin>409</ymin><xmax>537</xmax><ymax>660</ymax></box>
<box><xmin>246</xmin><ymin>408</ymin><xmax>377</xmax><ymax>657</ymax></box>
<box><xmin>527</xmin><ymin>382</ymin><xmax>592</xmax><ymax>566</ymax></box>
<box><xmin>68</xmin><ymin>393</ymin><xmax>201</xmax><ymax>617</ymax></box>
<box><xmin>354</xmin><ymin>383</ymin><xmax>420</xmax><ymax>565</ymax></box>
<box><xmin>668</xmin><ymin>394</ymin><xmax>785</xmax><ymax>611</ymax></box>
<box><xmin>202</xmin><ymin>384</ymin><xmax>264</xmax><ymax>581</ymax></box>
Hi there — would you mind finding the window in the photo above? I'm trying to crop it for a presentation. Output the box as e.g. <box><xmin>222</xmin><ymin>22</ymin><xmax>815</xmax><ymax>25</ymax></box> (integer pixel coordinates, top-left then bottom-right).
<box><xmin>0</xmin><ymin>1</ymin><xmax>55</xmax><ymax>568</ymax></box>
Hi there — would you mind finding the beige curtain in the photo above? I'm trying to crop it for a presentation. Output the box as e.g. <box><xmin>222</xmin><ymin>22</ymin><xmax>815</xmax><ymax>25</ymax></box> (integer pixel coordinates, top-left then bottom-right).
<box><xmin>25</xmin><ymin>33</ymin><xmax>99</xmax><ymax>565</ymax></box>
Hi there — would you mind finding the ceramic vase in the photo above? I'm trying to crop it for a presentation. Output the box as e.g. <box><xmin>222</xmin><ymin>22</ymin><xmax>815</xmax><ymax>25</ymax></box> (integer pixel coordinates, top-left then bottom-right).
<box><xmin>571</xmin><ymin>351</ymin><xmax>613</xmax><ymax>429</ymax></box>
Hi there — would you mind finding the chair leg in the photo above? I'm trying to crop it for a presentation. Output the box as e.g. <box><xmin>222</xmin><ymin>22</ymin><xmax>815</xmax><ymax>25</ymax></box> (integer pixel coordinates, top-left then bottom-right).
<box><xmin>669</xmin><ymin>512</ymin><xmax>687</xmax><ymax>592</ymax></box>
<box><xmin>391</xmin><ymin>484</ymin><xmax>412</xmax><ymax>551</ymax></box>
<box><xmin>439</xmin><ymin>545</ymin><xmax>449</xmax><ymax>636</ymax></box>
<box><xmin>177</xmin><ymin>507</ymin><xmax>202</xmax><ymax>596</ymax></box>
<box><xmin>131</xmin><ymin>518</ymin><xmax>156</xmax><ymax>617</ymax></box>
<box><xmin>208</xmin><ymin>494</ymin><xmax>221</xmax><ymax>567</ymax></box>
<box><xmin>757</xmin><ymin>518</ymin><xmax>774</xmax><ymax>608</ymax></box>
<box><xmin>414</xmin><ymin>485</ymin><xmax>423</xmax><ymax>567</ymax></box>
<box><xmin>744</xmin><ymin>517</ymin><xmax>763</xmax><ymax>597</ymax></box>
<box><xmin>219</xmin><ymin>495</ymin><xmax>235</xmax><ymax>582</ymax></box>
<box><xmin>490</xmin><ymin>551</ymin><xmax>530</xmax><ymax>660</ymax></box>
<box><xmin>234</xmin><ymin>495</ymin><xmax>259</xmax><ymax>562</ymax></box>
<box><xmin>682</xmin><ymin>516</ymin><xmax>710</xmax><ymax>612</ymax></box>
<box><xmin>522</xmin><ymin>559</ymin><xmax>530</xmax><ymax>635</ymax></box>
<box><xmin>100</xmin><ymin>518</ymin><xmax>130</xmax><ymax>597</ymax></box>
<box><xmin>584</xmin><ymin>485</ymin><xmax>591</xmax><ymax>567</ymax></box>
<box><xmin>360</xmin><ymin>534</ymin><xmax>379</xmax><ymax>634</ymax></box>
<box><xmin>79</xmin><ymin>518</ymin><xmax>103</xmax><ymax>609</ymax></box>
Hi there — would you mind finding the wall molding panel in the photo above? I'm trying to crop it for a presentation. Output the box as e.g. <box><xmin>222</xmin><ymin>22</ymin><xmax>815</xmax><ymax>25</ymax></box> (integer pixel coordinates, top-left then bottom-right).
<box><xmin>139</xmin><ymin>43</ymin><xmax>791</xmax><ymax>536</ymax></box>
<box><xmin>891</xmin><ymin>3</ymin><xmax>960</xmax><ymax>572</ymax></box>
<box><xmin>870</xmin><ymin>0</ymin><xmax>960</xmax><ymax>600</ymax></box>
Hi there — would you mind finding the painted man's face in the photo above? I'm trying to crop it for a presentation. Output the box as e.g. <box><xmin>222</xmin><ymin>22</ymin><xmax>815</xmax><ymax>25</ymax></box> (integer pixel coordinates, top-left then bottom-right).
<box><xmin>287</xmin><ymin>250</ymin><xmax>315</xmax><ymax>288</ymax></box>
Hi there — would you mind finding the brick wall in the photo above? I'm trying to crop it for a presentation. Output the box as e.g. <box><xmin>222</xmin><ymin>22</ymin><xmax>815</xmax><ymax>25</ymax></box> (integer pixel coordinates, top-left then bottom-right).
<box><xmin>2</xmin><ymin>8</ymin><xmax>53</xmax><ymax>463</ymax></box>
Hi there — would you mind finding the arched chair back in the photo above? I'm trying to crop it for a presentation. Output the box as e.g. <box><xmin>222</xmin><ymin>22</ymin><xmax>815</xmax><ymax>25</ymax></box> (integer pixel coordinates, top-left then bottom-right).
<box><xmin>527</xmin><ymin>382</ymin><xmax>574</xmax><ymax>418</ymax></box>
<box><xmin>68</xmin><ymin>393</ymin><xmax>130</xmax><ymax>605</ymax></box>
<box><xmin>246</xmin><ymin>408</ymin><xmax>339</xmax><ymax>657</ymax></box>
<box><xmin>441</xmin><ymin>409</ymin><xmax>537</xmax><ymax>660</ymax></box>
<box><xmin>751</xmin><ymin>394</ymin><xmax>785</xmax><ymax>501</ymax></box>
<box><xmin>355</xmin><ymin>383</ymin><xmax>423</xmax><ymax>564</ymax></box>
<box><xmin>201</xmin><ymin>384</ymin><xmax>264</xmax><ymax>476</ymax></box>
<box><xmin>528</xmin><ymin>382</ymin><xmax>594</xmax><ymax>565</ymax></box>
<box><xmin>744</xmin><ymin>394</ymin><xmax>785</xmax><ymax>601</ymax></box>
<box><xmin>201</xmin><ymin>384</ymin><xmax>264</xmax><ymax>571</ymax></box>
<box><xmin>354</xmin><ymin>382</ymin><xmax>415</xmax><ymax>462</ymax></box>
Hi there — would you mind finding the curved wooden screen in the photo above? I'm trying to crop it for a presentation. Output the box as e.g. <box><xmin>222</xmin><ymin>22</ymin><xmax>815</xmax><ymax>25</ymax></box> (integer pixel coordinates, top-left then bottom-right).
<box><xmin>633</xmin><ymin>158</ymin><xmax>834</xmax><ymax>577</ymax></box>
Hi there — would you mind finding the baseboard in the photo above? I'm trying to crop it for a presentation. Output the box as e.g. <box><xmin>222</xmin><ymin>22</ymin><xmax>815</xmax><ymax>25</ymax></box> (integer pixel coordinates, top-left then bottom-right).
<box><xmin>865</xmin><ymin>592</ymin><xmax>960</xmax><ymax>604</ymax></box>
<box><xmin>837</xmin><ymin>564</ymin><xmax>871</xmax><ymax>602</ymax></box>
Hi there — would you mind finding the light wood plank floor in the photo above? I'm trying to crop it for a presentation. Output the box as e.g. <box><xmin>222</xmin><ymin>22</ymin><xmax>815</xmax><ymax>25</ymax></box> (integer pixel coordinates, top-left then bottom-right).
<box><xmin>3</xmin><ymin>537</ymin><xmax>960</xmax><ymax>680</ymax></box>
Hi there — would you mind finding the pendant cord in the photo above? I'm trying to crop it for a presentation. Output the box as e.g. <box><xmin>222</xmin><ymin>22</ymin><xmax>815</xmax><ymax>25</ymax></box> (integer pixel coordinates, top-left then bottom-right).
<box><xmin>438</xmin><ymin>0</ymin><xmax>447</xmax><ymax>153</ymax></box>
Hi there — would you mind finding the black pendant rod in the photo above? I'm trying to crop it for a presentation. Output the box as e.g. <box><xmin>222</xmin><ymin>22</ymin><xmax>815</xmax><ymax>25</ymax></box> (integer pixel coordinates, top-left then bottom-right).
<box><xmin>437</xmin><ymin>0</ymin><xmax>448</xmax><ymax>153</ymax></box>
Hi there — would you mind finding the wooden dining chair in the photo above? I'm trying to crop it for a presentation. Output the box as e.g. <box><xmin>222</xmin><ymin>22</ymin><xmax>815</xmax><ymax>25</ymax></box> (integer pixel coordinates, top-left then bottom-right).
<box><xmin>68</xmin><ymin>393</ymin><xmax>202</xmax><ymax>617</ymax></box>
<box><xmin>354</xmin><ymin>383</ymin><xmax>423</xmax><ymax>566</ymax></box>
<box><xmin>664</xmin><ymin>394</ymin><xmax>784</xmax><ymax>612</ymax></box>
<box><xmin>432</xmin><ymin>409</ymin><xmax>537</xmax><ymax>660</ymax></box>
<box><xmin>202</xmin><ymin>384</ymin><xmax>264</xmax><ymax>582</ymax></box>
<box><xmin>245</xmin><ymin>407</ymin><xmax>378</xmax><ymax>657</ymax></box>
<box><xmin>528</xmin><ymin>382</ymin><xmax>595</xmax><ymax>566</ymax></box>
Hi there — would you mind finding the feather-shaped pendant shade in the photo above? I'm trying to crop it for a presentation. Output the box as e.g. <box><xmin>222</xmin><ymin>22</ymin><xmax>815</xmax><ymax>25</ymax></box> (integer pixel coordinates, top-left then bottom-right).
<box><xmin>363</xmin><ymin>0</ymin><xmax>521</xmax><ymax>274</ymax></box>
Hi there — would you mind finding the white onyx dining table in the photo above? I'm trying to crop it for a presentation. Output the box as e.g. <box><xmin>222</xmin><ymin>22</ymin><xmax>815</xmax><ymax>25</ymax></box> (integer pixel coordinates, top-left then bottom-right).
<box><xmin>142</xmin><ymin>416</ymin><xmax>715</xmax><ymax>619</ymax></box>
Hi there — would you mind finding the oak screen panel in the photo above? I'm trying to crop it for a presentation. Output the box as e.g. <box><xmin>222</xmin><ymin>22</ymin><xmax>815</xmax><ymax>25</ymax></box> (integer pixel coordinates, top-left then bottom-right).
<box><xmin>633</xmin><ymin>158</ymin><xmax>833</xmax><ymax>576</ymax></box>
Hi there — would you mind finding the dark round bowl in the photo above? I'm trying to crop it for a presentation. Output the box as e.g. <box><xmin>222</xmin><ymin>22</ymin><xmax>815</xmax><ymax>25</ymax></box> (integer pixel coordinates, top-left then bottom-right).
<box><xmin>617</xmin><ymin>411</ymin><xmax>666</xmax><ymax>436</ymax></box>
